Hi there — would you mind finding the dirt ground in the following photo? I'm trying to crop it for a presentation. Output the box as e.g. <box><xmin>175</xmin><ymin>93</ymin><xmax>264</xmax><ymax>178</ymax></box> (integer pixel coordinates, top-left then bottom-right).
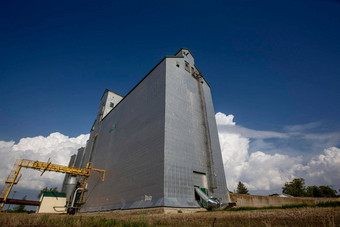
<box><xmin>0</xmin><ymin>207</ymin><xmax>339</xmax><ymax>226</ymax></box>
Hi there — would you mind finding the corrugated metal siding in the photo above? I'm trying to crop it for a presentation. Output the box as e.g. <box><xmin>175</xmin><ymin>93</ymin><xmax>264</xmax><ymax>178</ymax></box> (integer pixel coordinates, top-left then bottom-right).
<box><xmin>164</xmin><ymin>57</ymin><xmax>229</xmax><ymax>207</ymax></box>
<box><xmin>164</xmin><ymin>58</ymin><xmax>207</xmax><ymax>207</ymax></box>
<box><xmin>80</xmin><ymin>60</ymin><xmax>166</xmax><ymax>212</ymax></box>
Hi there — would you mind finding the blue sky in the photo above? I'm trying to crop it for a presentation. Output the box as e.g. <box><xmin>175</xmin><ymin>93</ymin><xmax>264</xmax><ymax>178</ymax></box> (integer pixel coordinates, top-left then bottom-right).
<box><xmin>0</xmin><ymin>0</ymin><xmax>340</xmax><ymax>197</ymax></box>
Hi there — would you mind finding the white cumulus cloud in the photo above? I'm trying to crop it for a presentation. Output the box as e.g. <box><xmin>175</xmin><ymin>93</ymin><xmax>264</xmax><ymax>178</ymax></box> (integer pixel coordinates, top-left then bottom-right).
<box><xmin>215</xmin><ymin>112</ymin><xmax>236</xmax><ymax>125</ymax></box>
<box><xmin>301</xmin><ymin>147</ymin><xmax>340</xmax><ymax>186</ymax></box>
<box><xmin>216</xmin><ymin>113</ymin><xmax>288</xmax><ymax>139</ymax></box>
<box><xmin>0</xmin><ymin>132</ymin><xmax>89</xmax><ymax>191</ymax></box>
<box><xmin>216</xmin><ymin>112</ymin><xmax>340</xmax><ymax>194</ymax></box>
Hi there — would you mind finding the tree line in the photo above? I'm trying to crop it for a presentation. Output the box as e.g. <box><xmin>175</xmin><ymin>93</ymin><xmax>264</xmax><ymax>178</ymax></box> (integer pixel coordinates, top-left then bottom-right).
<box><xmin>282</xmin><ymin>178</ymin><xmax>337</xmax><ymax>197</ymax></box>
<box><xmin>235</xmin><ymin>178</ymin><xmax>338</xmax><ymax>197</ymax></box>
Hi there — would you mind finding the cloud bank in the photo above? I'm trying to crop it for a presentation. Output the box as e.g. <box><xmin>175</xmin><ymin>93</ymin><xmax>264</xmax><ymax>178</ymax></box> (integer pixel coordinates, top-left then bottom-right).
<box><xmin>0</xmin><ymin>112</ymin><xmax>339</xmax><ymax>196</ymax></box>
<box><xmin>216</xmin><ymin>112</ymin><xmax>340</xmax><ymax>193</ymax></box>
<box><xmin>0</xmin><ymin>133</ymin><xmax>89</xmax><ymax>191</ymax></box>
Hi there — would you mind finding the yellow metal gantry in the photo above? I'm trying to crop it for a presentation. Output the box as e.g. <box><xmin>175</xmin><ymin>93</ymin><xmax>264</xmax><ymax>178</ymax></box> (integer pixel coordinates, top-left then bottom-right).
<box><xmin>0</xmin><ymin>158</ymin><xmax>105</xmax><ymax>212</ymax></box>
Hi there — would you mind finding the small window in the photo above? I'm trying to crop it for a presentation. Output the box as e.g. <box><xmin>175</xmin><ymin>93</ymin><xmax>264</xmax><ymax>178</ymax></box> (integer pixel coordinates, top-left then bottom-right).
<box><xmin>185</xmin><ymin>61</ymin><xmax>190</xmax><ymax>72</ymax></box>
<box><xmin>110</xmin><ymin>102</ymin><xmax>114</xmax><ymax>108</ymax></box>
<box><xmin>176</xmin><ymin>61</ymin><xmax>180</xmax><ymax>67</ymax></box>
<box><xmin>191</xmin><ymin>67</ymin><xmax>195</xmax><ymax>75</ymax></box>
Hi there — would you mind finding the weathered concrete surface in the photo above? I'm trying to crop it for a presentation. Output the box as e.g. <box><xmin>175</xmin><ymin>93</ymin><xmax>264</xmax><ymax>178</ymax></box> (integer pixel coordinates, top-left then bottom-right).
<box><xmin>230</xmin><ymin>194</ymin><xmax>340</xmax><ymax>207</ymax></box>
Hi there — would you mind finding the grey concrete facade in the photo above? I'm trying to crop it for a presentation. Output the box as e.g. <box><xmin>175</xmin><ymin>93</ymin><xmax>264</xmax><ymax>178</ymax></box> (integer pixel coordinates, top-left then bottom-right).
<box><xmin>74</xmin><ymin>49</ymin><xmax>229</xmax><ymax>212</ymax></box>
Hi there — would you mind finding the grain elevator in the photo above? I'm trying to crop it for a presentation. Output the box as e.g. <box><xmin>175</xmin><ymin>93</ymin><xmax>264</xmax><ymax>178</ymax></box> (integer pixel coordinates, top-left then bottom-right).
<box><xmin>62</xmin><ymin>48</ymin><xmax>230</xmax><ymax>212</ymax></box>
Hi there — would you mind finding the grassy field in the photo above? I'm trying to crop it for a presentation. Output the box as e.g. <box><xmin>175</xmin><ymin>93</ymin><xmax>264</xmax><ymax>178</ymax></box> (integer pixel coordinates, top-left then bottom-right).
<box><xmin>0</xmin><ymin>207</ymin><xmax>339</xmax><ymax>227</ymax></box>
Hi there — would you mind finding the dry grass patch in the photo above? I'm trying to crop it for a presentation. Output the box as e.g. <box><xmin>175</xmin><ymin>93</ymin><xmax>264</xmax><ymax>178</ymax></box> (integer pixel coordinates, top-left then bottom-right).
<box><xmin>0</xmin><ymin>207</ymin><xmax>339</xmax><ymax>226</ymax></box>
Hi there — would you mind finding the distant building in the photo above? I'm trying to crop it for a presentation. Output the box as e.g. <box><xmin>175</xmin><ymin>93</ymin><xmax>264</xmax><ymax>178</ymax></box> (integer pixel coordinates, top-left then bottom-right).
<box><xmin>62</xmin><ymin>48</ymin><xmax>230</xmax><ymax>212</ymax></box>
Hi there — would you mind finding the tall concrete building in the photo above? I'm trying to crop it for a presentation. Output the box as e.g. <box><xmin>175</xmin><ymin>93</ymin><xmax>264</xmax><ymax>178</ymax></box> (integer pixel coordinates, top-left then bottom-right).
<box><xmin>64</xmin><ymin>48</ymin><xmax>230</xmax><ymax>212</ymax></box>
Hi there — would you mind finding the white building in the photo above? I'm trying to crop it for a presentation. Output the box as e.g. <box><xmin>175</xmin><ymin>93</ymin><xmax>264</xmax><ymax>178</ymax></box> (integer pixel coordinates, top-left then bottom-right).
<box><xmin>36</xmin><ymin>192</ymin><xmax>67</xmax><ymax>213</ymax></box>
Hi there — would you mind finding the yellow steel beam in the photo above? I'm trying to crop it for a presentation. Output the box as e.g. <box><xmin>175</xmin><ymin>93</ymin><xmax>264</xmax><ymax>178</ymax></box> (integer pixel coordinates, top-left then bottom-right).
<box><xmin>19</xmin><ymin>159</ymin><xmax>91</xmax><ymax>176</ymax></box>
<box><xmin>0</xmin><ymin>158</ymin><xmax>105</xmax><ymax>212</ymax></box>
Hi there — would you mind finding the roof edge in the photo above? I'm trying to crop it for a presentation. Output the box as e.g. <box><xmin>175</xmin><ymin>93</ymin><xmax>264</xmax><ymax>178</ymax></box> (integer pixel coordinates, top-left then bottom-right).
<box><xmin>42</xmin><ymin>191</ymin><xmax>66</xmax><ymax>198</ymax></box>
<box><xmin>101</xmin><ymin>56</ymin><xmax>168</xmax><ymax>121</ymax></box>
<box><xmin>166</xmin><ymin>55</ymin><xmax>184</xmax><ymax>58</ymax></box>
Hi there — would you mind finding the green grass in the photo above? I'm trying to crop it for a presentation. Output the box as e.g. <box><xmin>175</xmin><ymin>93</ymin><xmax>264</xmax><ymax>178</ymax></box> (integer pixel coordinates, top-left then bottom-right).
<box><xmin>211</xmin><ymin>201</ymin><xmax>340</xmax><ymax>212</ymax></box>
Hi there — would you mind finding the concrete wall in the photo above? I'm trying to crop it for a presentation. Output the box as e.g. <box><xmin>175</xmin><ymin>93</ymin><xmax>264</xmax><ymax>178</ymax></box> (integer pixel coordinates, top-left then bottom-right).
<box><xmin>230</xmin><ymin>194</ymin><xmax>340</xmax><ymax>208</ymax></box>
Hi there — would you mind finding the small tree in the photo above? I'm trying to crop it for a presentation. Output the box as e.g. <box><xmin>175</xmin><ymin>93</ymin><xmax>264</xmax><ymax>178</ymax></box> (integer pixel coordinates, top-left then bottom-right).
<box><xmin>282</xmin><ymin>178</ymin><xmax>306</xmax><ymax>197</ymax></box>
<box><xmin>13</xmin><ymin>196</ymin><xmax>27</xmax><ymax>212</ymax></box>
<box><xmin>236</xmin><ymin>181</ymin><xmax>249</xmax><ymax>194</ymax></box>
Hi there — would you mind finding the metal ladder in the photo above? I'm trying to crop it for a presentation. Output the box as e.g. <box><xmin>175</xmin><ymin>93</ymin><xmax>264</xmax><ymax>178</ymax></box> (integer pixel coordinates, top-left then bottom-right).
<box><xmin>0</xmin><ymin>159</ymin><xmax>22</xmax><ymax>211</ymax></box>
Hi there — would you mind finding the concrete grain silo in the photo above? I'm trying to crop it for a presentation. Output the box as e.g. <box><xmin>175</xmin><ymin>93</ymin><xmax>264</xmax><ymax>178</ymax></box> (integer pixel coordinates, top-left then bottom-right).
<box><xmin>63</xmin><ymin>48</ymin><xmax>230</xmax><ymax>212</ymax></box>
